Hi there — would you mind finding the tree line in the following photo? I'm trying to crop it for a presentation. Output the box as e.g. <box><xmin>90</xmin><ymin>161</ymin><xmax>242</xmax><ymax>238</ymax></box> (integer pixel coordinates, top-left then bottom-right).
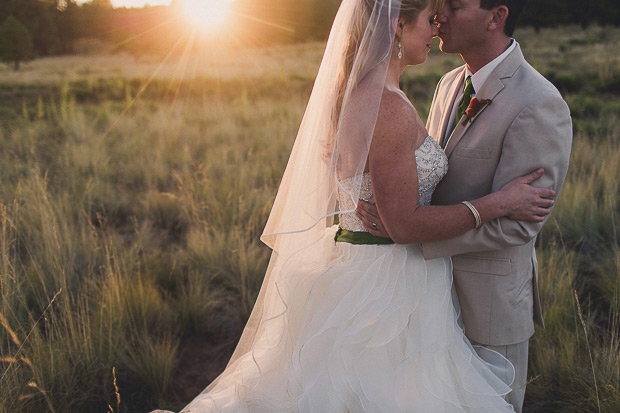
<box><xmin>0</xmin><ymin>0</ymin><xmax>619</xmax><ymax>69</ymax></box>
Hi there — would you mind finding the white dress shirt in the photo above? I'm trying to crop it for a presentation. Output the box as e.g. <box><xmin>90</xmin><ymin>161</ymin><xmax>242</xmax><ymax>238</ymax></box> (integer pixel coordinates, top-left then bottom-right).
<box><xmin>443</xmin><ymin>40</ymin><xmax>518</xmax><ymax>144</ymax></box>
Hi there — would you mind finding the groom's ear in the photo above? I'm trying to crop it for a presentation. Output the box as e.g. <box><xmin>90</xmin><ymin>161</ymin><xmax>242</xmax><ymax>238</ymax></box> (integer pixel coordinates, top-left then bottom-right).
<box><xmin>486</xmin><ymin>5</ymin><xmax>508</xmax><ymax>32</ymax></box>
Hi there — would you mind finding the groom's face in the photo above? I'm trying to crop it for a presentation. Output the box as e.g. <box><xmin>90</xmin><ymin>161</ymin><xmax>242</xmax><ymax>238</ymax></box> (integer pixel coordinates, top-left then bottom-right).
<box><xmin>435</xmin><ymin>0</ymin><xmax>492</xmax><ymax>55</ymax></box>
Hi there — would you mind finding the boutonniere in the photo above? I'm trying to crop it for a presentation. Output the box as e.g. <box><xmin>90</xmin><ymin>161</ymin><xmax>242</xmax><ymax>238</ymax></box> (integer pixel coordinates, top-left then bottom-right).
<box><xmin>462</xmin><ymin>98</ymin><xmax>492</xmax><ymax>126</ymax></box>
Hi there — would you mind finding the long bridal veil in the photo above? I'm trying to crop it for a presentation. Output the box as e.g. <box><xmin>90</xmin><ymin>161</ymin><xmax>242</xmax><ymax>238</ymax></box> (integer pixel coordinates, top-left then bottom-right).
<box><xmin>184</xmin><ymin>0</ymin><xmax>400</xmax><ymax>404</ymax></box>
<box><xmin>218</xmin><ymin>0</ymin><xmax>400</xmax><ymax>381</ymax></box>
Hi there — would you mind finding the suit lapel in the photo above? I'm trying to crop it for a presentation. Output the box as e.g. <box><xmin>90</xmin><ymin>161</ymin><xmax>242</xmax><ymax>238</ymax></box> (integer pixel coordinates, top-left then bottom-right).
<box><xmin>444</xmin><ymin>76</ymin><xmax>503</xmax><ymax>157</ymax></box>
<box><xmin>444</xmin><ymin>45</ymin><xmax>526</xmax><ymax>158</ymax></box>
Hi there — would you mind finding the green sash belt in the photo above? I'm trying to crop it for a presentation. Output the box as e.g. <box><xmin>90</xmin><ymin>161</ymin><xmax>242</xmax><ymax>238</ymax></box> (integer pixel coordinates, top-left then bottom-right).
<box><xmin>334</xmin><ymin>227</ymin><xmax>394</xmax><ymax>245</ymax></box>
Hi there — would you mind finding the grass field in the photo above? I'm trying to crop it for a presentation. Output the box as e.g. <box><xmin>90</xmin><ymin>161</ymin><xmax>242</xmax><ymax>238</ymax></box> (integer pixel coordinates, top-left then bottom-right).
<box><xmin>0</xmin><ymin>25</ymin><xmax>619</xmax><ymax>412</ymax></box>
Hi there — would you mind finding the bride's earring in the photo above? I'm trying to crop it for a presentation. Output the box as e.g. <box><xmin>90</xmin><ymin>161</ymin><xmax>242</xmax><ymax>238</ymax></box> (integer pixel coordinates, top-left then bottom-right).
<box><xmin>398</xmin><ymin>41</ymin><xmax>402</xmax><ymax>60</ymax></box>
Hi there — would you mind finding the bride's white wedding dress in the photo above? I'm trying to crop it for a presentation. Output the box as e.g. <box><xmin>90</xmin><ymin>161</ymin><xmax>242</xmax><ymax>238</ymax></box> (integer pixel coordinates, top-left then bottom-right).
<box><xmin>183</xmin><ymin>136</ymin><xmax>514</xmax><ymax>412</ymax></box>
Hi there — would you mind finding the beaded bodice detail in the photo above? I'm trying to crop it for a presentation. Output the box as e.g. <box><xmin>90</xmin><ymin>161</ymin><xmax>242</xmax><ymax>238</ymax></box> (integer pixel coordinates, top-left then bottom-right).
<box><xmin>337</xmin><ymin>136</ymin><xmax>448</xmax><ymax>232</ymax></box>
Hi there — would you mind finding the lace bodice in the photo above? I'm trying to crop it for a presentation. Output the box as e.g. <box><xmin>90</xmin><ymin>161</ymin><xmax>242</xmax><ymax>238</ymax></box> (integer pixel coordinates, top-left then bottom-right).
<box><xmin>338</xmin><ymin>136</ymin><xmax>448</xmax><ymax>232</ymax></box>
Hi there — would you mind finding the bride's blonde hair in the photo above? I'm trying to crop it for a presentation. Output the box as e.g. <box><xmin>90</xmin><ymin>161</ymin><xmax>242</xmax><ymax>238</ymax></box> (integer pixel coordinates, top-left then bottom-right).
<box><xmin>328</xmin><ymin>0</ymin><xmax>444</xmax><ymax>157</ymax></box>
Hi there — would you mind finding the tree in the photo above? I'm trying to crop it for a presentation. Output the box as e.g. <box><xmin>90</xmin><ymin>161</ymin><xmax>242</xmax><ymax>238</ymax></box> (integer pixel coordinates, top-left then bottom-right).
<box><xmin>0</xmin><ymin>15</ymin><xmax>34</xmax><ymax>70</ymax></box>
<box><xmin>54</xmin><ymin>0</ymin><xmax>79</xmax><ymax>53</ymax></box>
<box><xmin>25</xmin><ymin>0</ymin><xmax>60</xmax><ymax>54</ymax></box>
<box><xmin>0</xmin><ymin>0</ymin><xmax>61</xmax><ymax>56</ymax></box>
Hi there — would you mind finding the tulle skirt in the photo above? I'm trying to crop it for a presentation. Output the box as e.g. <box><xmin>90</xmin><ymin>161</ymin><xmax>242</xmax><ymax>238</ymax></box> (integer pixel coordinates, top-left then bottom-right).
<box><xmin>183</xmin><ymin>227</ymin><xmax>514</xmax><ymax>412</ymax></box>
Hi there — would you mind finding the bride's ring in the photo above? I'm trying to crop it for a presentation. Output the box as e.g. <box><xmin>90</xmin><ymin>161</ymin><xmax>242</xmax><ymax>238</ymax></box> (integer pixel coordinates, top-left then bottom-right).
<box><xmin>372</xmin><ymin>222</ymin><xmax>377</xmax><ymax>230</ymax></box>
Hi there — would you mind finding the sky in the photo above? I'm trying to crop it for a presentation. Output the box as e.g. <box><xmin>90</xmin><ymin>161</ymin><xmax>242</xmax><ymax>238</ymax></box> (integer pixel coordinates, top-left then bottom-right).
<box><xmin>75</xmin><ymin>0</ymin><xmax>172</xmax><ymax>7</ymax></box>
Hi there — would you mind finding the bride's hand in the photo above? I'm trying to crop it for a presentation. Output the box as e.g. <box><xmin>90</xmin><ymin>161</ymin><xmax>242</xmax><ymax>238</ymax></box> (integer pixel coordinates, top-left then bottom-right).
<box><xmin>356</xmin><ymin>200</ymin><xmax>390</xmax><ymax>238</ymax></box>
<box><xmin>497</xmin><ymin>168</ymin><xmax>556</xmax><ymax>222</ymax></box>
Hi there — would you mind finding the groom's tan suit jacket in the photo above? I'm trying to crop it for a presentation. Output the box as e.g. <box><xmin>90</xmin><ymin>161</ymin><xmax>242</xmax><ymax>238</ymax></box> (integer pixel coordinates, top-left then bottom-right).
<box><xmin>422</xmin><ymin>44</ymin><xmax>572</xmax><ymax>346</ymax></box>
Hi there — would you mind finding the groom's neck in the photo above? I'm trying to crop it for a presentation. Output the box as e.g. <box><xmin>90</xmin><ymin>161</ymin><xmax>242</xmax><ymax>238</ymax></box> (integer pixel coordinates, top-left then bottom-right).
<box><xmin>462</xmin><ymin>36</ymin><xmax>512</xmax><ymax>74</ymax></box>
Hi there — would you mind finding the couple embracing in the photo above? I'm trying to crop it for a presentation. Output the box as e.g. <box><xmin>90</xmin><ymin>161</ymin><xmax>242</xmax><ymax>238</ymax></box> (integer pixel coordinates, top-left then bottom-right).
<box><xmin>179</xmin><ymin>0</ymin><xmax>572</xmax><ymax>411</ymax></box>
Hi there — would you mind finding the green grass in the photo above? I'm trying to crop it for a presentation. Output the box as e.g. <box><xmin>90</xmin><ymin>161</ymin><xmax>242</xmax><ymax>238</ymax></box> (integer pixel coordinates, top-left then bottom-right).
<box><xmin>1</xmin><ymin>25</ymin><xmax>620</xmax><ymax>412</ymax></box>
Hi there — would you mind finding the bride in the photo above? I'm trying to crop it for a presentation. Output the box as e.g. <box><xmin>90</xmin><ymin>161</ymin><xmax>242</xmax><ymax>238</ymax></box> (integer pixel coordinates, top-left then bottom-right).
<box><xmin>178</xmin><ymin>0</ymin><xmax>555</xmax><ymax>411</ymax></box>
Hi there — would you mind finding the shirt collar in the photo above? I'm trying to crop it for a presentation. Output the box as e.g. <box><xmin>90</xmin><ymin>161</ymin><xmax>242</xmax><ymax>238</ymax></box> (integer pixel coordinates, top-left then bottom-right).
<box><xmin>465</xmin><ymin>39</ymin><xmax>517</xmax><ymax>94</ymax></box>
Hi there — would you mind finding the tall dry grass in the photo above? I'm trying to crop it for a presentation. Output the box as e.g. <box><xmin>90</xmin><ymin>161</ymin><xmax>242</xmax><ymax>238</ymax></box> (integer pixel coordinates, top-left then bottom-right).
<box><xmin>0</xmin><ymin>75</ymin><xmax>307</xmax><ymax>410</ymax></box>
<box><xmin>0</xmin><ymin>24</ymin><xmax>619</xmax><ymax>412</ymax></box>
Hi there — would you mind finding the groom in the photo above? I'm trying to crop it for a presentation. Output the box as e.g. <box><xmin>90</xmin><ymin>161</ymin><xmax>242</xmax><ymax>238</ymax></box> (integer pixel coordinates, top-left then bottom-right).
<box><xmin>358</xmin><ymin>0</ymin><xmax>572</xmax><ymax>411</ymax></box>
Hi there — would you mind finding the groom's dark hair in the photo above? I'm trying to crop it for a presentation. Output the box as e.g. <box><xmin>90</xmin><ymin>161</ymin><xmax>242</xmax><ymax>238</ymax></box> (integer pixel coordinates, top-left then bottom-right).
<box><xmin>479</xmin><ymin>0</ymin><xmax>528</xmax><ymax>37</ymax></box>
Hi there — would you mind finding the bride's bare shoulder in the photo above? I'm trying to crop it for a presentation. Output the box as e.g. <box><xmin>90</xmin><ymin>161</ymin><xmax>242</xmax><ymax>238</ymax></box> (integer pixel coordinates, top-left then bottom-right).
<box><xmin>374</xmin><ymin>89</ymin><xmax>426</xmax><ymax>147</ymax></box>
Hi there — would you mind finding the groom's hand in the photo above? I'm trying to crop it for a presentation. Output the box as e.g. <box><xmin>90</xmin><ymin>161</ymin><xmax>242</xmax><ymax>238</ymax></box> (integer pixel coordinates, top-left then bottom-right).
<box><xmin>499</xmin><ymin>168</ymin><xmax>557</xmax><ymax>222</ymax></box>
<box><xmin>356</xmin><ymin>201</ymin><xmax>390</xmax><ymax>238</ymax></box>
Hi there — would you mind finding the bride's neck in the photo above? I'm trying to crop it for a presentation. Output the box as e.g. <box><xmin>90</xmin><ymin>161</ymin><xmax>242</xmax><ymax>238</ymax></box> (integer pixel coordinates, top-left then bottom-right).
<box><xmin>385</xmin><ymin>56</ymin><xmax>404</xmax><ymax>92</ymax></box>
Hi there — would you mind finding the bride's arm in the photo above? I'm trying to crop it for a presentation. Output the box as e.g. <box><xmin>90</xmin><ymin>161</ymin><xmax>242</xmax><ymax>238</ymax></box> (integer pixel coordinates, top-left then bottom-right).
<box><xmin>368</xmin><ymin>95</ymin><xmax>554</xmax><ymax>245</ymax></box>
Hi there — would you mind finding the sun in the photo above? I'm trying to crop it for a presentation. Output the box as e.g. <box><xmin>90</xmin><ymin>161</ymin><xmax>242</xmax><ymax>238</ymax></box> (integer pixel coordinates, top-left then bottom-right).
<box><xmin>180</xmin><ymin>0</ymin><xmax>236</xmax><ymax>31</ymax></box>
